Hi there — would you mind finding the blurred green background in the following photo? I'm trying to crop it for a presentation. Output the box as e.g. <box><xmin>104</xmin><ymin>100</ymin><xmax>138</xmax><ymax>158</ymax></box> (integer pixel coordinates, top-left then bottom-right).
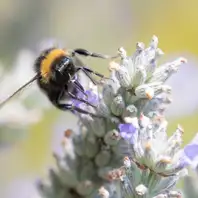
<box><xmin>0</xmin><ymin>0</ymin><xmax>198</xmax><ymax>197</ymax></box>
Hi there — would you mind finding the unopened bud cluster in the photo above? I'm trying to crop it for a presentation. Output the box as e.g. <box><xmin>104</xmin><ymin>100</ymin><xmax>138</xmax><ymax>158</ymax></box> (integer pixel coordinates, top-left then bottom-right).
<box><xmin>113</xmin><ymin>120</ymin><xmax>187</xmax><ymax>198</ymax></box>
<box><xmin>36</xmin><ymin>36</ymin><xmax>194</xmax><ymax>198</ymax></box>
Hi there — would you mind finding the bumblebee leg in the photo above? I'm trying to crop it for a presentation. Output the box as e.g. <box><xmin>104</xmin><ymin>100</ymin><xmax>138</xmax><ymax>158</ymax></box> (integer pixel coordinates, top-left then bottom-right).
<box><xmin>67</xmin><ymin>91</ymin><xmax>96</xmax><ymax>108</ymax></box>
<box><xmin>73</xmin><ymin>79</ymin><xmax>84</xmax><ymax>91</ymax></box>
<box><xmin>73</xmin><ymin>55</ymin><xmax>110</xmax><ymax>84</ymax></box>
<box><xmin>82</xmin><ymin>67</ymin><xmax>106</xmax><ymax>79</ymax></box>
<box><xmin>49</xmin><ymin>92</ymin><xmax>100</xmax><ymax>117</ymax></box>
<box><xmin>75</xmin><ymin>66</ymin><xmax>98</xmax><ymax>84</ymax></box>
<box><xmin>77</xmin><ymin>67</ymin><xmax>110</xmax><ymax>84</ymax></box>
<box><xmin>80</xmin><ymin>68</ymin><xmax>98</xmax><ymax>85</ymax></box>
<box><xmin>73</xmin><ymin>48</ymin><xmax>118</xmax><ymax>59</ymax></box>
<box><xmin>55</xmin><ymin>102</ymin><xmax>100</xmax><ymax>117</ymax></box>
<box><xmin>73</xmin><ymin>80</ymin><xmax>88</xmax><ymax>98</ymax></box>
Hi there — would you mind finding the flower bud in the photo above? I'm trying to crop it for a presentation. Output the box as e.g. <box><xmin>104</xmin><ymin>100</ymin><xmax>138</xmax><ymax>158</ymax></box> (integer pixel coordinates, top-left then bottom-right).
<box><xmin>135</xmin><ymin>85</ymin><xmax>154</xmax><ymax>100</ymax></box>
<box><xmin>135</xmin><ymin>184</ymin><xmax>148</xmax><ymax>195</ymax></box>
<box><xmin>98</xmin><ymin>186</ymin><xmax>110</xmax><ymax>198</ymax></box>
<box><xmin>80</xmin><ymin>161</ymin><xmax>95</xmax><ymax>180</ymax></box>
<box><xmin>102</xmin><ymin>75</ymin><xmax>120</xmax><ymax>106</ymax></box>
<box><xmin>85</xmin><ymin>135</ymin><xmax>99</xmax><ymax>158</ymax></box>
<box><xmin>61</xmin><ymin>136</ymin><xmax>75</xmax><ymax>159</ymax></box>
<box><xmin>168</xmin><ymin>191</ymin><xmax>182</xmax><ymax>198</ymax></box>
<box><xmin>73</xmin><ymin>134</ymin><xmax>86</xmax><ymax>156</ymax></box>
<box><xmin>115</xmin><ymin>66</ymin><xmax>131</xmax><ymax>88</ymax></box>
<box><xmin>92</xmin><ymin>118</ymin><xmax>106</xmax><ymax>137</ymax></box>
<box><xmin>76</xmin><ymin>180</ymin><xmax>94</xmax><ymax>196</ymax></box>
<box><xmin>150</xmin><ymin>57</ymin><xmax>187</xmax><ymax>83</ymax></box>
<box><xmin>95</xmin><ymin>150</ymin><xmax>111</xmax><ymax>167</ymax></box>
<box><xmin>104</xmin><ymin>130</ymin><xmax>121</xmax><ymax>146</ymax></box>
<box><xmin>136</xmin><ymin>42</ymin><xmax>145</xmax><ymax>51</ymax></box>
<box><xmin>97</xmin><ymin>167</ymin><xmax>113</xmax><ymax>180</ymax></box>
<box><xmin>132</xmin><ymin>65</ymin><xmax>147</xmax><ymax>86</ymax></box>
<box><xmin>144</xmin><ymin>141</ymin><xmax>156</xmax><ymax>168</ymax></box>
<box><xmin>107</xmin><ymin>116</ymin><xmax>120</xmax><ymax>129</ymax></box>
<box><xmin>118</xmin><ymin>47</ymin><xmax>127</xmax><ymax>59</ymax></box>
<box><xmin>131</xmin><ymin>42</ymin><xmax>145</xmax><ymax>67</ymax></box>
<box><xmin>121</xmin><ymin>58</ymin><xmax>135</xmax><ymax>78</ymax></box>
<box><xmin>150</xmin><ymin>35</ymin><xmax>158</xmax><ymax>49</ymax></box>
<box><xmin>110</xmin><ymin>94</ymin><xmax>125</xmax><ymax>116</ymax></box>
<box><xmin>123</xmin><ymin>156</ymin><xmax>131</xmax><ymax>168</ymax></box>
<box><xmin>122</xmin><ymin>104</ymin><xmax>137</xmax><ymax>118</ymax></box>
<box><xmin>154</xmin><ymin>85</ymin><xmax>172</xmax><ymax>95</ymax></box>
<box><xmin>97</xmin><ymin>99</ymin><xmax>110</xmax><ymax>117</ymax></box>
<box><xmin>155</xmin><ymin>156</ymin><xmax>172</xmax><ymax>172</ymax></box>
<box><xmin>53</xmin><ymin>153</ymin><xmax>78</xmax><ymax>187</ymax></box>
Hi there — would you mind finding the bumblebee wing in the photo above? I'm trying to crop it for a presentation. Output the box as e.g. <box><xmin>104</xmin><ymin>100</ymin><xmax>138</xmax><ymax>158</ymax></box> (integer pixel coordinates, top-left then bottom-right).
<box><xmin>0</xmin><ymin>75</ymin><xmax>39</xmax><ymax>109</ymax></box>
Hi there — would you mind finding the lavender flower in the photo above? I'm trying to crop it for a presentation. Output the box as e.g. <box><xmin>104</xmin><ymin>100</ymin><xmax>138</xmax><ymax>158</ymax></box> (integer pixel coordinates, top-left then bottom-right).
<box><xmin>36</xmin><ymin>36</ymin><xmax>192</xmax><ymax>198</ymax></box>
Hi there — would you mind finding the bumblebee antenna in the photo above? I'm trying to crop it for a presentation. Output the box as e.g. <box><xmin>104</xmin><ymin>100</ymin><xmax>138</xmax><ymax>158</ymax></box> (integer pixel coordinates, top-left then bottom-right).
<box><xmin>0</xmin><ymin>74</ymin><xmax>39</xmax><ymax>109</ymax></box>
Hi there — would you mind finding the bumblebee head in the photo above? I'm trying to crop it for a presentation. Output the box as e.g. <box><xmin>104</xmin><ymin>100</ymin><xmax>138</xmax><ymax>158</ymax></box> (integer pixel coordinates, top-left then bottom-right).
<box><xmin>50</xmin><ymin>56</ymin><xmax>74</xmax><ymax>83</ymax></box>
<box><xmin>56</xmin><ymin>57</ymin><xmax>71</xmax><ymax>74</ymax></box>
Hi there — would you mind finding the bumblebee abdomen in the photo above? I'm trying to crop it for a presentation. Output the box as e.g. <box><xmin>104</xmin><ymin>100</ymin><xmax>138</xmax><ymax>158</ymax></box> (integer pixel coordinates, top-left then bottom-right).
<box><xmin>34</xmin><ymin>47</ymin><xmax>54</xmax><ymax>73</ymax></box>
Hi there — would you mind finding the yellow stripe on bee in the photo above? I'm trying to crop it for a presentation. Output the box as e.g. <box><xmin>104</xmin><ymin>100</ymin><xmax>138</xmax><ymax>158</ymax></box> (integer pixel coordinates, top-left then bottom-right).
<box><xmin>41</xmin><ymin>49</ymin><xmax>67</xmax><ymax>81</ymax></box>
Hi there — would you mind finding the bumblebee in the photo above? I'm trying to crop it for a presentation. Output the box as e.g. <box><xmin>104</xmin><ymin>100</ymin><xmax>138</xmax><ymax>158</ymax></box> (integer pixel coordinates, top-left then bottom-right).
<box><xmin>0</xmin><ymin>48</ymin><xmax>118</xmax><ymax>116</ymax></box>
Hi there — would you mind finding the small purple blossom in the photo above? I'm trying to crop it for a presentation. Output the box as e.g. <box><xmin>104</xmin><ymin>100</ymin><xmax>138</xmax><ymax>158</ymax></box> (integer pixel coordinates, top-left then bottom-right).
<box><xmin>183</xmin><ymin>133</ymin><xmax>198</xmax><ymax>168</ymax></box>
<box><xmin>177</xmin><ymin>158</ymin><xmax>190</xmax><ymax>170</ymax></box>
<box><xmin>184</xmin><ymin>144</ymin><xmax>198</xmax><ymax>161</ymax></box>
<box><xmin>85</xmin><ymin>90</ymin><xmax>99</xmax><ymax>104</ymax></box>
<box><xmin>72</xmin><ymin>89</ymin><xmax>99</xmax><ymax>107</ymax></box>
<box><xmin>118</xmin><ymin>123</ymin><xmax>137</xmax><ymax>143</ymax></box>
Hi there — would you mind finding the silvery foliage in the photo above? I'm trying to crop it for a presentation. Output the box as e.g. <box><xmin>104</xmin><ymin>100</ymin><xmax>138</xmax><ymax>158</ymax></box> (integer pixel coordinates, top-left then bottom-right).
<box><xmin>36</xmin><ymin>36</ymin><xmax>190</xmax><ymax>198</ymax></box>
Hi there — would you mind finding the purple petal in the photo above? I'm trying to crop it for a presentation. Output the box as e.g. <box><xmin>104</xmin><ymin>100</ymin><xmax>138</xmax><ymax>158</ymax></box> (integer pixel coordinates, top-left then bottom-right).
<box><xmin>120</xmin><ymin>131</ymin><xmax>132</xmax><ymax>140</ymax></box>
<box><xmin>119</xmin><ymin>123</ymin><xmax>136</xmax><ymax>134</ymax></box>
<box><xmin>120</xmin><ymin>131</ymin><xmax>127</xmax><ymax>139</ymax></box>
<box><xmin>130</xmin><ymin>138</ymin><xmax>136</xmax><ymax>145</ymax></box>
<box><xmin>85</xmin><ymin>90</ymin><xmax>98</xmax><ymax>104</ymax></box>
<box><xmin>184</xmin><ymin>144</ymin><xmax>198</xmax><ymax>160</ymax></box>
<box><xmin>119</xmin><ymin>123</ymin><xmax>137</xmax><ymax>143</ymax></box>
<box><xmin>72</xmin><ymin>89</ymin><xmax>98</xmax><ymax>107</ymax></box>
<box><xmin>178</xmin><ymin>158</ymin><xmax>190</xmax><ymax>169</ymax></box>
<box><xmin>72</xmin><ymin>99</ymin><xmax>81</xmax><ymax>107</ymax></box>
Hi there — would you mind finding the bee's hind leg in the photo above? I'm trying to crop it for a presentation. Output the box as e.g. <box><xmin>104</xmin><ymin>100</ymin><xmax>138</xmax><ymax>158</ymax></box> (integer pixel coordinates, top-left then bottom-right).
<box><xmin>73</xmin><ymin>48</ymin><xmax>118</xmax><ymax>59</ymax></box>
<box><xmin>55</xmin><ymin>102</ymin><xmax>100</xmax><ymax>117</ymax></box>
<box><xmin>50</xmin><ymin>93</ymin><xmax>100</xmax><ymax>117</ymax></box>
<box><xmin>67</xmin><ymin>91</ymin><xmax>96</xmax><ymax>108</ymax></box>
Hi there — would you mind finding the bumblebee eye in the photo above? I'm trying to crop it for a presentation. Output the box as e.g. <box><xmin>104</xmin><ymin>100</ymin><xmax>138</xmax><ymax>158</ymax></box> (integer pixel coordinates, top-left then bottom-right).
<box><xmin>58</xmin><ymin>58</ymin><xmax>70</xmax><ymax>73</ymax></box>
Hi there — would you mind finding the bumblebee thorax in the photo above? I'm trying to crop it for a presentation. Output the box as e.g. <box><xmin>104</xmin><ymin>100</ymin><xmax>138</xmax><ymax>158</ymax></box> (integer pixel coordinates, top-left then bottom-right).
<box><xmin>37</xmin><ymin>48</ymin><xmax>68</xmax><ymax>82</ymax></box>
